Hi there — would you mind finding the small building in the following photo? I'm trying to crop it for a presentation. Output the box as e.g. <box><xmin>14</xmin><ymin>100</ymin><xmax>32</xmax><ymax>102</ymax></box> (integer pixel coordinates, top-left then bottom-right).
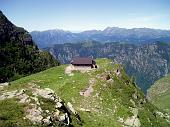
<box><xmin>71</xmin><ymin>57</ymin><xmax>97</xmax><ymax>68</ymax></box>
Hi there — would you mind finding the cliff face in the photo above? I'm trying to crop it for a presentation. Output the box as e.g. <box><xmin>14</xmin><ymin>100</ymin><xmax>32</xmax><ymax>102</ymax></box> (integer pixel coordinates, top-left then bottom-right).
<box><xmin>0</xmin><ymin>11</ymin><xmax>59</xmax><ymax>82</ymax></box>
<box><xmin>46</xmin><ymin>41</ymin><xmax>170</xmax><ymax>93</ymax></box>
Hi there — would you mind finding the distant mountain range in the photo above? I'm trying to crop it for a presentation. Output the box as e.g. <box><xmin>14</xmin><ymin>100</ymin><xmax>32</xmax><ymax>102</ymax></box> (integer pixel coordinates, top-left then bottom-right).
<box><xmin>46</xmin><ymin>41</ymin><xmax>170</xmax><ymax>93</ymax></box>
<box><xmin>31</xmin><ymin>27</ymin><xmax>170</xmax><ymax>48</ymax></box>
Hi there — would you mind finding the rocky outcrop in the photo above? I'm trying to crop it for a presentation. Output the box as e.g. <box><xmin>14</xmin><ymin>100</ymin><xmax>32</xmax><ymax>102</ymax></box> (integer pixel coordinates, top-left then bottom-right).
<box><xmin>0</xmin><ymin>83</ymin><xmax>80</xmax><ymax>126</ymax></box>
<box><xmin>117</xmin><ymin>108</ymin><xmax>141</xmax><ymax>127</ymax></box>
<box><xmin>124</xmin><ymin>108</ymin><xmax>141</xmax><ymax>127</ymax></box>
<box><xmin>0</xmin><ymin>82</ymin><xmax>9</xmax><ymax>89</ymax></box>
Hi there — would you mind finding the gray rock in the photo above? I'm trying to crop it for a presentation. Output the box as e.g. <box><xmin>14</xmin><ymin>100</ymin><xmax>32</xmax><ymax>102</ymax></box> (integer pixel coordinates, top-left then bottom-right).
<box><xmin>30</xmin><ymin>96</ymin><xmax>40</xmax><ymax>105</ymax></box>
<box><xmin>59</xmin><ymin>113</ymin><xmax>69</xmax><ymax>125</ymax></box>
<box><xmin>124</xmin><ymin>116</ymin><xmax>141</xmax><ymax>127</ymax></box>
<box><xmin>79</xmin><ymin>108</ymin><xmax>91</xmax><ymax>112</ymax></box>
<box><xmin>0</xmin><ymin>82</ymin><xmax>9</xmax><ymax>86</ymax></box>
<box><xmin>18</xmin><ymin>94</ymin><xmax>30</xmax><ymax>103</ymax></box>
<box><xmin>45</xmin><ymin>110</ymin><xmax>50</xmax><ymax>113</ymax></box>
<box><xmin>43</xmin><ymin>116</ymin><xmax>51</xmax><ymax>126</ymax></box>
<box><xmin>15</xmin><ymin>89</ymin><xmax>25</xmax><ymax>96</ymax></box>
<box><xmin>1</xmin><ymin>90</ymin><xmax>18</xmax><ymax>99</ymax></box>
<box><xmin>55</xmin><ymin>102</ymin><xmax>63</xmax><ymax>108</ymax></box>
<box><xmin>53</xmin><ymin>109</ymin><xmax>60</xmax><ymax>120</ymax></box>
<box><xmin>25</xmin><ymin>105</ymin><xmax>43</xmax><ymax>124</ymax></box>
<box><xmin>33</xmin><ymin>88</ymin><xmax>55</xmax><ymax>100</ymax></box>
<box><xmin>67</xmin><ymin>102</ymin><xmax>77</xmax><ymax>115</ymax></box>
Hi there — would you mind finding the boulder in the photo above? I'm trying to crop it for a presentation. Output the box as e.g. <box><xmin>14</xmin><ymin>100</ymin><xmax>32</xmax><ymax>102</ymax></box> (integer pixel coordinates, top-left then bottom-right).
<box><xmin>17</xmin><ymin>89</ymin><xmax>25</xmax><ymax>94</ymax></box>
<box><xmin>124</xmin><ymin>108</ymin><xmax>141</xmax><ymax>127</ymax></box>
<box><xmin>33</xmin><ymin>88</ymin><xmax>55</xmax><ymax>100</ymax></box>
<box><xmin>43</xmin><ymin>116</ymin><xmax>51</xmax><ymax>126</ymax></box>
<box><xmin>53</xmin><ymin>109</ymin><xmax>60</xmax><ymax>120</ymax></box>
<box><xmin>79</xmin><ymin>108</ymin><xmax>91</xmax><ymax>112</ymax></box>
<box><xmin>18</xmin><ymin>94</ymin><xmax>30</xmax><ymax>103</ymax></box>
<box><xmin>55</xmin><ymin>102</ymin><xmax>63</xmax><ymax>108</ymax></box>
<box><xmin>0</xmin><ymin>82</ymin><xmax>9</xmax><ymax>87</ymax></box>
<box><xmin>59</xmin><ymin>113</ymin><xmax>69</xmax><ymax>125</ymax></box>
<box><xmin>0</xmin><ymin>90</ymin><xmax>18</xmax><ymax>99</ymax></box>
<box><xmin>25</xmin><ymin>105</ymin><xmax>43</xmax><ymax>124</ymax></box>
<box><xmin>67</xmin><ymin>102</ymin><xmax>77</xmax><ymax>115</ymax></box>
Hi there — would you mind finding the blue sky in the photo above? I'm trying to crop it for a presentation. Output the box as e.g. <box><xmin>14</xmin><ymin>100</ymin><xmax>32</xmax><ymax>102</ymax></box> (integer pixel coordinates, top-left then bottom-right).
<box><xmin>0</xmin><ymin>0</ymin><xmax>170</xmax><ymax>32</ymax></box>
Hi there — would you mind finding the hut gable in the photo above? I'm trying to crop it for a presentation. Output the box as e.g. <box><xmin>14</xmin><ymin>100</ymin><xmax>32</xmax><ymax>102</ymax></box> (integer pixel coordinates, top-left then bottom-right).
<box><xmin>71</xmin><ymin>58</ymin><xmax>93</xmax><ymax>65</ymax></box>
<box><xmin>66</xmin><ymin>58</ymin><xmax>97</xmax><ymax>73</ymax></box>
<box><xmin>71</xmin><ymin>57</ymin><xmax>96</xmax><ymax>67</ymax></box>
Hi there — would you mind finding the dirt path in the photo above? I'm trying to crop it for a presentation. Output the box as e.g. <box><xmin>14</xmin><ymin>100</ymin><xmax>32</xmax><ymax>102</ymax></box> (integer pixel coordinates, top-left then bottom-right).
<box><xmin>79</xmin><ymin>78</ymin><xmax>96</xmax><ymax>97</ymax></box>
<box><xmin>82</xmin><ymin>85</ymin><xmax>94</xmax><ymax>97</ymax></box>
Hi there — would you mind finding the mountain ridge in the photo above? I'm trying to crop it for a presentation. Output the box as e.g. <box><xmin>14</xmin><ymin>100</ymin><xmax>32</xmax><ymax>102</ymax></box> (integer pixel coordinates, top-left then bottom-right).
<box><xmin>31</xmin><ymin>27</ymin><xmax>170</xmax><ymax>48</ymax></box>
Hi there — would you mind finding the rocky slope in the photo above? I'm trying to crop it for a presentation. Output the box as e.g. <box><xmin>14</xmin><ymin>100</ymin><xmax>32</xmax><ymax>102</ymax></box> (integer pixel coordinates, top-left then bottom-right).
<box><xmin>147</xmin><ymin>73</ymin><xmax>170</xmax><ymax>117</ymax></box>
<box><xmin>31</xmin><ymin>27</ymin><xmax>170</xmax><ymax>48</ymax></box>
<box><xmin>46</xmin><ymin>41</ymin><xmax>170</xmax><ymax>93</ymax></box>
<box><xmin>0</xmin><ymin>58</ymin><xmax>169</xmax><ymax>127</ymax></box>
<box><xmin>0</xmin><ymin>11</ymin><xmax>59</xmax><ymax>83</ymax></box>
<box><xmin>0</xmin><ymin>83</ymin><xmax>80</xmax><ymax>126</ymax></box>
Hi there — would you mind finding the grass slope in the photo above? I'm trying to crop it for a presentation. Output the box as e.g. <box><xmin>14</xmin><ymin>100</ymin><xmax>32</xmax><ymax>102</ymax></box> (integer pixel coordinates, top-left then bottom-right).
<box><xmin>1</xmin><ymin>58</ymin><xmax>169</xmax><ymax>127</ymax></box>
<box><xmin>147</xmin><ymin>73</ymin><xmax>170</xmax><ymax>113</ymax></box>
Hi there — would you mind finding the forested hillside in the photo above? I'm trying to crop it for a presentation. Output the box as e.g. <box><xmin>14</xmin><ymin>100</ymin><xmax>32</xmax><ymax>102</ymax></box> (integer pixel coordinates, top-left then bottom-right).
<box><xmin>0</xmin><ymin>11</ymin><xmax>59</xmax><ymax>82</ymax></box>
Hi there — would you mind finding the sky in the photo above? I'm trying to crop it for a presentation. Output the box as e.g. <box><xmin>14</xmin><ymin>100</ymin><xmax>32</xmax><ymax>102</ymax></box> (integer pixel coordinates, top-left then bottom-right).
<box><xmin>0</xmin><ymin>0</ymin><xmax>170</xmax><ymax>32</ymax></box>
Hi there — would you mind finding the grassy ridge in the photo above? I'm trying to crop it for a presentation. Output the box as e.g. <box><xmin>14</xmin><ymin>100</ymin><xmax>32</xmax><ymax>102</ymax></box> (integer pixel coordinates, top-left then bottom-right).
<box><xmin>1</xmin><ymin>58</ymin><xmax>169</xmax><ymax>127</ymax></box>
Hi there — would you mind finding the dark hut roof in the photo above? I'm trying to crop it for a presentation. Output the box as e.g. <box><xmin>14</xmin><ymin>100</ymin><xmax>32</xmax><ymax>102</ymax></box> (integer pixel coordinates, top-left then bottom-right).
<box><xmin>71</xmin><ymin>58</ymin><xmax>93</xmax><ymax>65</ymax></box>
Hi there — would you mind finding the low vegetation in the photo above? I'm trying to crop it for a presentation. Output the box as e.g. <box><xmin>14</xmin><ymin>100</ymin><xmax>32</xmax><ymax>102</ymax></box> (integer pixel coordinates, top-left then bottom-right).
<box><xmin>1</xmin><ymin>58</ymin><xmax>169</xmax><ymax>127</ymax></box>
<box><xmin>147</xmin><ymin>73</ymin><xmax>170</xmax><ymax>115</ymax></box>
